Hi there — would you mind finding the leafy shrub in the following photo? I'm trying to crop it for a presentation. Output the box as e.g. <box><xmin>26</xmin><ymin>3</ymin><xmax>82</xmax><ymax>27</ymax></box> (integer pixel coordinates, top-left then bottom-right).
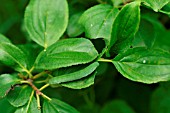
<box><xmin>0</xmin><ymin>0</ymin><xmax>170</xmax><ymax>113</ymax></box>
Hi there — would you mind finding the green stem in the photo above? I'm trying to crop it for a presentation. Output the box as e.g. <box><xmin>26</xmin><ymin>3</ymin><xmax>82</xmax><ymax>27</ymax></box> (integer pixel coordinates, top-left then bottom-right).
<box><xmin>96</xmin><ymin>47</ymin><xmax>107</xmax><ymax>61</ymax></box>
<box><xmin>33</xmin><ymin>71</ymin><xmax>48</xmax><ymax>80</ymax></box>
<box><xmin>20</xmin><ymin>80</ymin><xmax>30</xmax><ymax>84</ymax></box>
<box><xmin>98</xmin><ymin>58</ymin><xmax>112</xmax><ymax>63</ymax></box>
<box><xmin>39</xmin><ymin>84</ymin><xmax>50</xmax><ymax>91</ymax></box>
<box><xmin>34</xmin><ymin>79</ymin><xmax>48</xmax><ymax>84</ymax></box>
<box><xmin>24</xmin><ymin>69</ymin><xmax>33</xmax><ymax>78</ymax></box>
<box><xmin>21</xmin><ymin>79</ymin><xmax>52</xmax><ymax>101</ymax></box>
<box><xmin>36</xmin><ymin>93</ymin><xmax>41</xmax><ymax>110</ymax></box>
<box><xmin>29</xmin><ymin>66</ymin><xmax>35</xmax><ymax>73</ymax></box>
<box><xmin>18</xmin><ymin>73</ymin><xmax>27</xmax><ymax>79</ymax></box>
<box><xmin>122</xmin><ymin>0</ymin><xmax>125</xmax><ymax>4</ymax></box>
<box><xmin>97</xmin><ymin>0</ymin><xmax>105</xmax><ymax>4</ymax></box>
<box><xmin>41</xmin><ymin>93</ymin><xmax>52</xmax><ymax>101</ymax></box>
<box><xmin>26</xmin><ymin>91</ymin><xmax>34</xmax><ymax>110</ymax></box>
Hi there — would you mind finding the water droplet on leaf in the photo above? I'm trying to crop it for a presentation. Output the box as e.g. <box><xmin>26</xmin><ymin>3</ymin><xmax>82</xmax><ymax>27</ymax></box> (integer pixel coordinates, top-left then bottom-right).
<box><xmin>143</xmin><ymin>60</ymin><xmax>146</xmax><ymax>63</ymax></box>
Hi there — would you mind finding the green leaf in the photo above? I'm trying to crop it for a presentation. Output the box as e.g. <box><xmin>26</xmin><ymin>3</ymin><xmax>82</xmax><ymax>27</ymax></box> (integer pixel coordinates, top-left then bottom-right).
<box><xmin>79</xmin><ymin>4</ymin><xmax>119</xmax><ymax>45</ymax></box>
<box><xmin>0</xmin><ymin>43</ymin><xmax>28</xmax><ymax>72</ymax></box>
<box><xmin>49</xmin><ymin>62</ymin><xmax>99</xmax><ymax>84</ymax></box>
<box><xmin>111</xmin><ymin>0</ymin><xmax>123</xmax><ymax>6</ymax></box>
<box><xmin>15</xmin><ymin>96</ymin><xmax>41</xmax><ymax>113</ymax></box>
<box><xmin>109</xmin><ymin>1</ymin><xmax>140</xmax><ymax>54</ymax></box>
<box><xmin>35</xmin><ymin>38</ymin><xmax>98</xmax><ymax>70</ymax></box>
<box><xmin>18</xmin><ymin>44</ymin><xmax>42</xmax><ymax>70</ymax></box>
<box><xmin>112</xmin><ymin>0</ymin><xmax>135</xmax><ymax>6</ymax></box>
<box><xmin>7</xmin><ymin>85</ymin><xmax>32</xmax><ymax>107</ymax></box>
<box><xmin>78</xmin><ymin>104</ymin><xmax>100</xmax><ymax>113</ymax></box>
<box><xmin>0</xmin><ymin>34</ymin><xmax>11</xmax><ymax>43</ymax></box>
<box><xmin>100</xmin><ymin>100</ymin><xmax>135</xmax><ymax>113</ymax></box>
<box><xmin>61</xmin><ymin>72</ymin><xmax>96</xmax><ymax>89</ymax></box>
<box><xmin>25</xmin><ymin>0</ymin><xmax>68</xmax><ymax>48</ymax></box>
<box><xmin>96</xmin><ymin>62</ymin><xmax>108</xmax><ymax>76</ymax></box>
<box><xmin>142</xmin><ymin>0</ymin><xmax>170</xmax><ymax>12</ymax></box>
<box><xmin>135</xmin><ymin>18</ymin><xmax>156</xmax><ymax>48</ymax></box>
<box><xmin>150</xmin><ymin>82</ymin><xmax>170</xmax><ymax>113</ymax></box>
<box><xmin>113</xmin><ymin>47</ymin><xmax>170</xmax><ymax>84</ymax></box>
<box><xmin>0</xmin><ymin>74</ymin><xmax>20</xmax><ymax>98</ymax></box>
<box><xmin>133</xmin><ymin>14</ymin><xmax>165</xmax><ymax>48</ymax></box>
<box><xmin>0</xmin><ymin>97</ymin><xmax>16</xmax><ymax>113</ymax></box>
<box><xmin>67</xmin><ymin>12</ymin><xmax>84</xmax><ymax>37</ymax></box>
<box><xmin>159</xmin><ymin>2</ymin><xmax>170</xmax><ymax>15</ymax></box>
<box><xmin>43</xmin><ymin>98</ymin><xmax>79</xmax><ymax>113</ymax></box>
<box><xmin>116</xmin><ymin>78</ymin><xmax>152</xmax><ymax>113</ymax></box>
<box><xmin>153</xmin><ymin>30</ymin><xmax>170</xmax><ymax>51</ymax></box>
<box><xmin>52</xmin><ymin>63</ymin><xmax>90</xmax><ymax>77</ymax></box>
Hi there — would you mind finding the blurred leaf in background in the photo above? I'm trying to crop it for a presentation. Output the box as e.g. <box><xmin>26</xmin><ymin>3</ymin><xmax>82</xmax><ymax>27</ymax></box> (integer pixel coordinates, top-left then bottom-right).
<box><xmin>0</xmin><ymin>0</ymin><xmax>29</xmax><ymax>44</ymax></box>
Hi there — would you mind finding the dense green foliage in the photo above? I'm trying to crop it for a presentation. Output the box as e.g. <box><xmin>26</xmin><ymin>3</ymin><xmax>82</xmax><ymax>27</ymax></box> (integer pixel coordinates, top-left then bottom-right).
<box><xmin>0</xmin><ymin>0</ymin><xmax>170</xmax><ymax>113</ymax></box>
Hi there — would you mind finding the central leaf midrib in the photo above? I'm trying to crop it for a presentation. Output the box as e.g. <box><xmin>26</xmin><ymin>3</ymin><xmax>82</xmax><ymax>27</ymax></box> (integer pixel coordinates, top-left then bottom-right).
<box><xmin>116</xmin><ymin>61</ymin><xmax>170</xmax><ymax>66</ymax></box>
<box><xmin>50</xmin><ymin>62</ymin><xmax>98</xmax><ymax>84</ymax></box>
<box><xmin>116</xmin><ymin>62</ymin><xmax>170</xmax><ymax>80</ymax></box>
<box><xmin>49</xmin><ymin>101</ymin><xmax>60</xmax><ymax>113</ymax></box>
<box><xmin>44</xmin><ymin>9</ymin><xmax>48</xmax><ymax>49</ymax></box>
<box><xmin>96</xmin><ymin>8</ymin><xmax>115</xmax><ymax>40</ymax></box>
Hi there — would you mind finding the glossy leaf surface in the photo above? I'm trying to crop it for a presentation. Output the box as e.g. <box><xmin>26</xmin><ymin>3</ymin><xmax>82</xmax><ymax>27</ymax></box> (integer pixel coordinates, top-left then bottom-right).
<box><xmin>43</xmin><ymin>98</ymin><xmax>79</xmax><ymax>113</ymax></box>
<box><xmin>0</xmin><ymin>43</ymin><xmax>28</xmax><ymax>71</ymax></box>
<box><xmin>25</xmin><ymin>0</ymin><xmax>68</xmax><ymax>48</ymax></box>
<box><xmin>160</xmin><ymin>2</ymin><xmax>170</xmax><ymax>15</ymax></box>
<box><xmin>113</xmin><ymin>48</ymin><xmax>170</xmax><ymax>83</ymax></box>
<box><xmin>0</xmin><ymin>74</ymin><xmax>20</xmax><ymax>98</ymax></box>
<box><xmin>0</xmin><ymin>34</ymin><xmax>11</xmax><ymax>43</ymax></box>
<box><xmin>142</xmin><ymin>0</ymin><xmax>170</xmax><ymax>12</ymax></box>
<box><xmin>109</xmin><ymin>1</ymin><xmax>140</xmax><ymax>53</ymax></box>
<box><xmin>15</xmin><ymin>96</ymin><xmax>40</xmax><ymax>113</ymax></box>
<box><xmin>49</xmin><ymin>62</ymin><xmax>99</xmax><ymax>84</ymax></box>
<box><xmin>61</xmin><ymin>72</ymin><xmax>96</xmax><ymax>89</ymax></box>
<box><xmin>35</xmin><ymin>38</ymin><xmax>98</xmax><ymax>70</ymax></box>
<box><xmin>7</xmin><ymin>85</ymin><xmax>32</xmax><ymax>107</ymax></box>
<box><xmin>79</xmin><ymin>4</ymin><xmax>119</xmax><ymax>44</ymax></box>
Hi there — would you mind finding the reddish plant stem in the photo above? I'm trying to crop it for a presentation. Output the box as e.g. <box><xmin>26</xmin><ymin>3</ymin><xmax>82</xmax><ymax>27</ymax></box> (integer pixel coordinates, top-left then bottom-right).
<box><xmin>33</xmin><ymin>70</ymin><xmax>50</xmax><ymax>80</ymax></box>
<box><xmin>18</xmin><ymin>73</ymin><xmax>27</xmax><ymax>80</ymax></box>
<box><xmin>123</xmin><ymin>0</ymin><xmax>132</xmax><ymax>5</ymax></box>
<box><xmin>27</xmin><ymin>79</ymin><xmax>42</xmax><ymax>95</ymax></box>
<box><xmin>20</xmin><ymin>79</ymin><xmax>51</xmax><ymax>101</ymax></box>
